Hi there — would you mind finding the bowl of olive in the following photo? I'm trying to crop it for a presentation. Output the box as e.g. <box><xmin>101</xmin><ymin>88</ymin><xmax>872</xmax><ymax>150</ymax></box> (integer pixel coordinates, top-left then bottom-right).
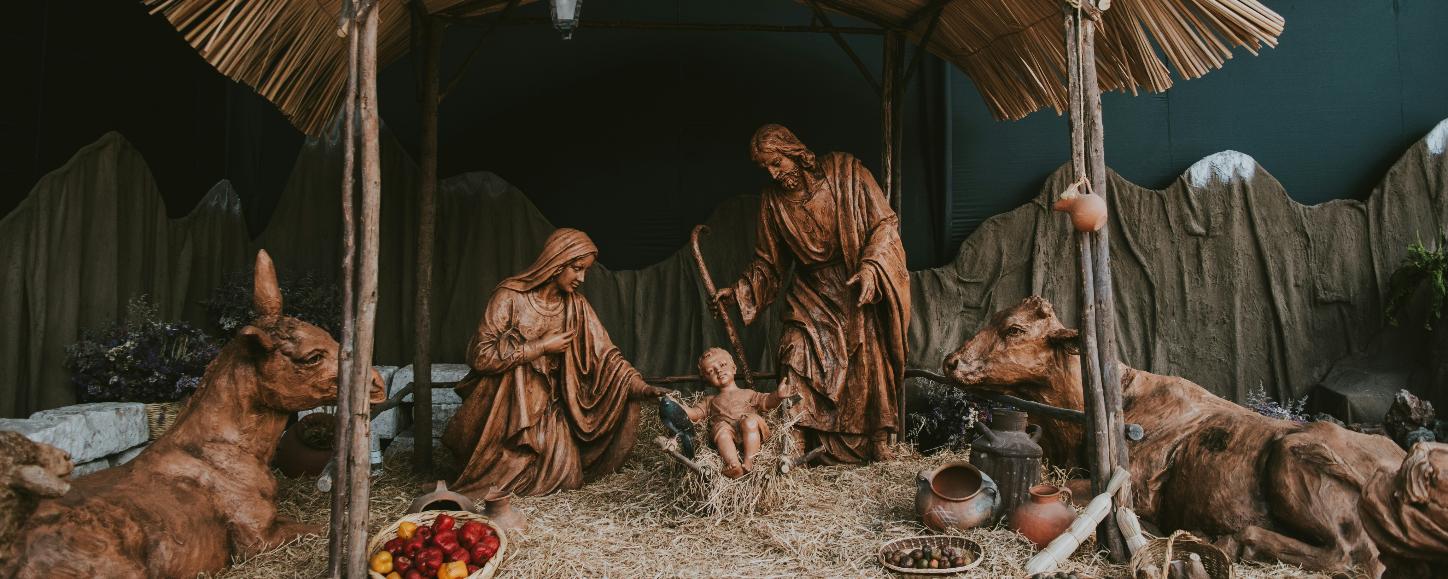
<box><xmin>877</xmin><ymin>535</ymin><xmax>983</xmax><ymax>575</ymax></box>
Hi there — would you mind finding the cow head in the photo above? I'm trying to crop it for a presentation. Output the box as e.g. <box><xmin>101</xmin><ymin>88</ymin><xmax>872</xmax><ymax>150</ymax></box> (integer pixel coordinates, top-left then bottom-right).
<box><xmin>236</xmin><ymin>250</ymin><xmax>385</xmax><ymax>412</ymax></box>
<box><xmin>943</xmin><ymin>296</ymin><xmax>1080</xmax><ymax>392</ymax></box>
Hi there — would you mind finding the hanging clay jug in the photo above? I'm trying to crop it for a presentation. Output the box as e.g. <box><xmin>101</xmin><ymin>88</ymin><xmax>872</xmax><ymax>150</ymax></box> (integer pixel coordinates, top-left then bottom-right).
<box><xmin>407</xmin><ymin>480</ymin><xmax>477</xmax><ymax>514</ymax></box>
<box><xmin>915</xmin><ymin>461</ymin><xmax>1000</xmax><ymax>532</ymax></box>
<box><xmin>483</xmin><ymin>488</ymin><xmax>527</xmax><ymax>535</ymax></box>
<box><xmin>1052</xmin><ymin>179</ymin><xmax>1108</xmax><ymax>232</ymax></box>
<box><xmin>970</xmin><ymin>408</ymin><xmax>1044</xmax><ymax>523</ymax></box>
<box><xmin>1009</xmin><ymin>483</ymin><xmax>1076</xmax><ymax>548</ymax></box>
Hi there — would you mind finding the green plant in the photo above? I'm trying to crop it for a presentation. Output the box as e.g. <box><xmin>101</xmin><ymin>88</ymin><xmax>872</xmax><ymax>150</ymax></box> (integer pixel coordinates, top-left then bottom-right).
<box><xmin>204</xmin><ymin>268</ymin><xmax>341</xmax><ymax>337</ymax></box>
<box><xmin>1384</xmin><ymin>234</ymin><xmax>1448</xmax><ymax>331</ymax></box>
<box><xmin>64</xmin><ymin>296</ymin><xmax>219</xmax><ymax>403</ymax></box>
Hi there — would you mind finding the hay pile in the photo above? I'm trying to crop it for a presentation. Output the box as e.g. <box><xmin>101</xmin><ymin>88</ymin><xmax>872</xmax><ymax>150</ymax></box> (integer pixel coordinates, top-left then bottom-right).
<box><xmin>656</xmin><ymin>394</ymin><xmax>802</xmax><ymax>518</ymax></box>
<box><xmin>215</xmin><ymin>407</ymin><xmax>1329</xmax><ymax>578</ymax></box>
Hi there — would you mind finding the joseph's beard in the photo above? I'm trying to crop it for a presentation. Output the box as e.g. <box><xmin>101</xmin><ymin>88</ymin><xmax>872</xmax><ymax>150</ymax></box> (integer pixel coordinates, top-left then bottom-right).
<box><xmin>776</xmin><ymin>170</ymin><xmax>804</xmax><ymax>192</ymax></box>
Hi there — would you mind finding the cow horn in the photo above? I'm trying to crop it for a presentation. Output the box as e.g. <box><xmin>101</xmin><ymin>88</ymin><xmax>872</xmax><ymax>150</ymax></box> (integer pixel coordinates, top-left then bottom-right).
<box><xmin>253</xmin><ymin>250</ymin><xmax>283</xmax><ymax>318</ymax></box>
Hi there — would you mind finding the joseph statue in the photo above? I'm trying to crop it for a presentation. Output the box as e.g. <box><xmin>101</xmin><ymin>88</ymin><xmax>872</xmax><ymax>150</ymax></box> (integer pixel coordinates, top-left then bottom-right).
<box><xmin>712</xmin><ymin>124</ymin><xmax>910</xmax><ymax>464</ymax></box>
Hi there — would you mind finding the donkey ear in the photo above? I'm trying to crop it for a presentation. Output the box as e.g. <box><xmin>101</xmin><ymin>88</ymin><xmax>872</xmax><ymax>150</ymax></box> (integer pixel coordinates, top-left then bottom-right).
<box><xmin>238</xmin><ymin>325</ymin><xmax>276</xmax><ymax>354</ymax></box>
<box><xmin>1047</xmin><ymin>328</ymin><xmax>1080</xmax><ymax>354</ymax></box>
<box><xmin>253</xmin><ymin>250</ymin><xmax>282</xmax><ymax>318</ymax></box>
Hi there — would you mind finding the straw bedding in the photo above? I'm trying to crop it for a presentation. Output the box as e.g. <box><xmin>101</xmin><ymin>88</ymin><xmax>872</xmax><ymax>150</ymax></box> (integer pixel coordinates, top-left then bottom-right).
<box><xmin>213</xmin><ymin>407</ymin><xmax>1329</xmax><ymax>578</ymax></box>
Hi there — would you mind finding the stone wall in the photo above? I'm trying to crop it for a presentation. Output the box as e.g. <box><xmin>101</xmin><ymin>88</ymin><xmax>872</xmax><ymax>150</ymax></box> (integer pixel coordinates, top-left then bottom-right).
<box><xmin>0</xmin><ymin>402</ymin><xmax>150</xmax><ymax>476</ymax></box>
<box><xmin>0</xmin><ymin>364</ymin><xmax>457</xmax><ymax>476</ymax></box>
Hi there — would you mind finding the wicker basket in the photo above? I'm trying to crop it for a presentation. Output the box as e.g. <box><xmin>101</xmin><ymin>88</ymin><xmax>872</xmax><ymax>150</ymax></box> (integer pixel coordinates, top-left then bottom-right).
<box><xmin>144</xmin><ymin>401</ymin><xmax>184</xmax><ymax>441</ymax></box>
<box><xmin>877</xmin><ymin>535</ymin><xmax>984</xmax><ymax>575</ymax></box>
<box><xmin>367</xmin><ymin>510</ymin><xmax>507</xmax><ymax>579</ymax></box>
<box><xmin>1129</xmin><ymin>530</ymin><xmax>1233</xmax><ymax>579</ymax></box>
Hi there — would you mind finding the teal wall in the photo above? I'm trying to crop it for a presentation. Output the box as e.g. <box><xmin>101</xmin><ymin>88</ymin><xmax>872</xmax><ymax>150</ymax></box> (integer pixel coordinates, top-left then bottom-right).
<box><xmin>946</xmin><ymin>0</ymin><xmax>1448</xmax><ymax>250</ymax></box>
<box><xmin>8</xmin><ymin>1</ymin><xmax>1445</xmax><ymax>270</ymax></box>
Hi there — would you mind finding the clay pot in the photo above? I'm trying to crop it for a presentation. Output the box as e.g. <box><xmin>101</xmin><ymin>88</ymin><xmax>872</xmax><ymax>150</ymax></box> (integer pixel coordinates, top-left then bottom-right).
<box><xmin>1009</xmin><ymin>483</ymin><xmax>1076</xmax><ymax>548</ymax></box>
<box><xmin>483</xmin><ymin>488</ymin><xmax>527</xmax><ymax>535</ymax></box>
<box><xmin>272</xmin><ymin>413</ymin><xmax>333</xmax><ymax>477</ymax></box>
<box><xmin>1053</xmin><ymin>188</ymin><xmax>1108</xmax><ymax>232</ymax></box>
<box><xmin>915</xmin><ymin>461</ymin><xmax>1000</xmax><ymax>532</ymax></box>
<box><xmin>407</xmin><ymin>480</ymin><xmax>477</xmax><ymax>514</ymax></box>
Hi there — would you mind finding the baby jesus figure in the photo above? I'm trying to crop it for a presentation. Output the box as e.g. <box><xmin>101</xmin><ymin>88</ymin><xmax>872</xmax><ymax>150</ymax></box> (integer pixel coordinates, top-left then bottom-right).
<box><xmin>680</xmin><ymin>348</ymin><xmax>799</xmax><ymax>478</ymax></box>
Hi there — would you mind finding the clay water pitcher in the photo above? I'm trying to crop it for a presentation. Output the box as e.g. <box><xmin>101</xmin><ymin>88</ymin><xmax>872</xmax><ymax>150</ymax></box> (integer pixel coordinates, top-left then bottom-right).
<box><xmin>407</xmin><ymin>480</ymin><xmax>477</xmax><ymax>514</ymax></box>
<box><xmin>483</xmin><ymin>488</ymin><xmax>527</xmax><ymax>535</ymax></box>
<box><xmin>969</xmin><ymin>408</ymin><xmax>1043</xmax><ymax>523</ymax></box>
<box><xmin>914</xmin><ymin>461</ymin><xmax>1000</xmax><ymax>532</ymax></box>
<box><xmin>1009</xmin><ymin>483</ymin><xmax>1075</xmax><ymax>548</ymax></box>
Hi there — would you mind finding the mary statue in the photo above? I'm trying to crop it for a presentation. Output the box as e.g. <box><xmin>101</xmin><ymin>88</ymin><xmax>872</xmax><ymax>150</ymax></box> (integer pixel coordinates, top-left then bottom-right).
<box><xmin>443</xmin><ymin>228</ymin><xmax>670</xmax><ymax>497</ymax></box>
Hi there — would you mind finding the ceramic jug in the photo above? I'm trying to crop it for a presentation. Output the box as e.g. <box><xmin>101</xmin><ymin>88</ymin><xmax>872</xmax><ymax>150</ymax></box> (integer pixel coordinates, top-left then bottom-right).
<box><xmin>914</xmin><ymin>461</ymin><xmax>1000</xmax><ymax>532</ymax></box>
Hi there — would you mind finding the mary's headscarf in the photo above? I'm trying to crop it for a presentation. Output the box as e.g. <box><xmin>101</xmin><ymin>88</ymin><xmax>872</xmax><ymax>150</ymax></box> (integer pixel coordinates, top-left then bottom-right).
<box><xmin>498</xmin><ymin>228</ymin><xmax>598</xmax><ymax>292</ymax></box>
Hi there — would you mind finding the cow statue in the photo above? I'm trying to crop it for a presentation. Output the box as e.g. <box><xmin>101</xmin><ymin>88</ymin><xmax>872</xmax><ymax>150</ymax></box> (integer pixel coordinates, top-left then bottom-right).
<box><xmin>943</xmin><ymin>295</ymin><xmax>1448</xmax><ymax>578</ymax></box>
<box><xmin>12</xmin><ymin>250</ymin><xmax>385</xmax><ymax>579</ymax></box>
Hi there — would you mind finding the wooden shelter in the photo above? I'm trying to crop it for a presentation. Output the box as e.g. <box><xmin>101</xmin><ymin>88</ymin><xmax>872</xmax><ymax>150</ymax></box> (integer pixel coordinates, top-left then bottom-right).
<box><xmin>140</xmin><ymin>0</ymin><xmax>1283</xmax><ymax>574</ymax></box>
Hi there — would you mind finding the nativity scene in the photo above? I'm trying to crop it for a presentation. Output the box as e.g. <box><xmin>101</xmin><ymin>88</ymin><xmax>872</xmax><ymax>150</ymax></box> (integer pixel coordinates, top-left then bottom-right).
<box><xmin>4</xmin><ymin>0</ymin><xmax>1448</xmax><ymax>577</ymax></box>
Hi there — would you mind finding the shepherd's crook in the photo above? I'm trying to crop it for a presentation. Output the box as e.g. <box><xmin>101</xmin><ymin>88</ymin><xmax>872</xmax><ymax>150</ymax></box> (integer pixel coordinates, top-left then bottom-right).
<box><xmin>690</xmin><ymin>225</ymin><xmax>753</xmax><ymax>387</ymax></box>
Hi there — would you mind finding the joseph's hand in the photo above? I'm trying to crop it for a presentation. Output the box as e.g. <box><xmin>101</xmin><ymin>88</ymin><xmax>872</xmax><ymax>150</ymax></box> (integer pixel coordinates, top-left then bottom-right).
<box><xmin>710</xmin><ymin>287</ymin><xmax>736</xmax><ymax>317</ymax></box>
<box><xmin>847</xmin><ymin>268</ymin><xmax>881</xmax><ymax>306</ymax></box>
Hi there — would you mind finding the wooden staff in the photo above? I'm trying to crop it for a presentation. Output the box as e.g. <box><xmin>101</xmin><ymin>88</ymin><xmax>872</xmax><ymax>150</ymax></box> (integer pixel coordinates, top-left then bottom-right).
<box><xmin>691</xmin><ymin>225</ymin><xmax>753</xmax><ymax>387</ymax></box>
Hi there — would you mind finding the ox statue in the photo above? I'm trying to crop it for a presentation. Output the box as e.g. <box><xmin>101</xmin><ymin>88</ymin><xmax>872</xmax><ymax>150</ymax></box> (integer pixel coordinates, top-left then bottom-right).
<box><xmin>12</xmin><ymin>250</ymin><xmax>385</xmax><ymax>579</ymax></box>
<box><xmin>943</xmin><ymin>296</ymin><xmax>1448</xmax><ymax>578</ymax></box>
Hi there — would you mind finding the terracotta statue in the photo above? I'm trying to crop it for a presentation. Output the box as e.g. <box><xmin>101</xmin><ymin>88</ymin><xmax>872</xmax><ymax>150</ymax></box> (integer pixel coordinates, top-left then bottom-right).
<box><xmin>677</xmin><ymin>348</ymin><xmax>798</xmax><ymax>478</ymax></box>
<box><xmin>13</xmin><ymin>250</ymin><xmax>386</xmax><ymax>579</ymax></box>
<box><xmin>943</xmin><ymin>295</ymin><xmax>1448</xmax><ymax>578</ymax></box>
<box><xmin>712</xmin><ymin>124</ymin><xmax>911</xmax><ymax>464</ymax></box>
<box><xmin>443</xmin><ymin>228</ymin><xmax>672</xmax><ymax>497</ymax></box>
<box><xmin>0</xmin><ymin>433</ymin><xmax>71</xmax><ymax>573</ymax></box>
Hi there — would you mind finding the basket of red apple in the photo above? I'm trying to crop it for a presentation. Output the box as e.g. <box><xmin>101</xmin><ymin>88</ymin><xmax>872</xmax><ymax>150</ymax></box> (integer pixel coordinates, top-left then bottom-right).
<box><xmin>367</xmin><ymin>511</ymin><xmax>507</xmax><ymax>579</ymax></box>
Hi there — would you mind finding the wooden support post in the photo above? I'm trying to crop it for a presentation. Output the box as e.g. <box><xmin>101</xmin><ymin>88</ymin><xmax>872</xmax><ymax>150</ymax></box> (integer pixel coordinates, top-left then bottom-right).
<box><xmin>413</xmin><ymin>11</ymin><xmax>442</xmax><ymax>472</ymax></box>
<box><xmin>1065</xmin><ymin>9</ymin><xmax>1127</xmax><ymax>562</ymax></box>
<box><xmin>326</xmin><ymin>9</ymin><xmax>359</xmax><ymax>577</ymax></box>
<box><xmin>880</xmin><ymin>29</ymin><xmax>906</xmax><ymax>442</ymax></box>
<box><xmin>880</xmin><ymin>30</ymin><xmax>901</xmax><ymax>208</ymax></box>
<box><xmin>1084</xmin><ymin>17</ymin><xmax>1131</xmax><ymax>503</ymax></box>
<box><xmin>888</xmin><ymin>40</ymin><xmax>906</xmax><ymax>221</ymax></box>
<box><xmin>344</xmin><ymin>4</ymin><xmax>382</xmax><ymax>577</ymax></box>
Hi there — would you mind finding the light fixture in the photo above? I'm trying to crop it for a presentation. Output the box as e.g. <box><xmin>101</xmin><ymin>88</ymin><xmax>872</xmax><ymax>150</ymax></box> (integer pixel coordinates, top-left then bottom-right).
<box><xmin>549</xmin><ymin>0</ymin><xmax>582</xmax><ymax>40</ymax></box>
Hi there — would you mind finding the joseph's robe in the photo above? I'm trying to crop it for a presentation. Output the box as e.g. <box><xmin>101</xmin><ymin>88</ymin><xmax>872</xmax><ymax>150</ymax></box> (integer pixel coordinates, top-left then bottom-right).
<box><xmin>733</xmin><ymin>152</ymin><xmax>910</xmax><ymax>463</ymax></box>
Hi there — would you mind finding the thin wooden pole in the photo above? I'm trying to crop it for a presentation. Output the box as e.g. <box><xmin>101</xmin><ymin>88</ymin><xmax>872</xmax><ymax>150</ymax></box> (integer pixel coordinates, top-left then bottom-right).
<box><xmin>412</xmin><ymin>12</ymin><xmax>442</xmax><ymax>472</ymax></box>
<box><xmin>326</xmin><ymin>10</ymin><xmax>358</xmax><ymax>577</ymax></box>
<box><xmin>1068</xmin><ymin>6</ymin><xmax>1127</xmax><ymax>561</ymax></box>
<box><xmin>345</xmin><ymin>4</ymin><xmax>381</xmax><ymax>576</ymax></box>
<box><xmin>1084</xmin><ymin>11</ymin><xmax>1134</xmax><ymax>534</ymax></box>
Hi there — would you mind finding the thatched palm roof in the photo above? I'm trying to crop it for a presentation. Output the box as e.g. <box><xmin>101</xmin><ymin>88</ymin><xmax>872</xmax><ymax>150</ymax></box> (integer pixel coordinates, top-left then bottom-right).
<box><xmin>142</xmin><ymin>0</ymin><xmax>1282</xmax><ymax>136</ymax></box>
